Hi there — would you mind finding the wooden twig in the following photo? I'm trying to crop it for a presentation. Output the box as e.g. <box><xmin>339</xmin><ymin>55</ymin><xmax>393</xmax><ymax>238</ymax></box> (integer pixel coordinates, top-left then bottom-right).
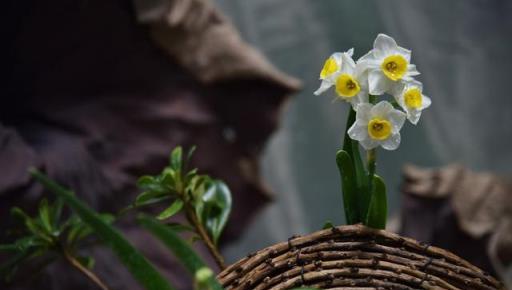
<box><xmin>62</xmin><ymin>248</ymin><xmax>111</xmax><ymax>290</ymax></box>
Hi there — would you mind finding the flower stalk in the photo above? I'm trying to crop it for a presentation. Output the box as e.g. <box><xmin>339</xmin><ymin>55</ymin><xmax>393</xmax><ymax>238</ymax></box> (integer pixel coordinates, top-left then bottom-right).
<box><xmin>367</xmin><ymin>148</ymin><xmax>377</xmax><ymax>192</ymax></box>
<box><xmin>62</xmin><ymin>248</ymin><xmax>111</xmax><ymax>290</ymax></box>
<box><xmin>183</xmin><ymin>203</ymin><xmax>226</xmax><ymax>270</ymax></box>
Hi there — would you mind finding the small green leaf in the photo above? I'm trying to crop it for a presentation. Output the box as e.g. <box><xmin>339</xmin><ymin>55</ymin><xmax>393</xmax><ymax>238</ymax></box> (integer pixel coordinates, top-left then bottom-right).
<box><xmin>11</xmin><ymin>208</ymin><xmax>52</xmax><ymax>243</ymax></box>
<box><xmin>160</xmin><ymin>172</ymin><xmax>177</xmax><ymax>191</ymax></box>
<box><xmin>67</xmin><ymin>225</ymin><xmax>91</xmax><ymax>245</ymax></box>
<box><xmin>186</xmin><ymin>175</ymin><xmax>207</xmax><ymax>200</ymax></box>
<box><xmin>186</xmin><ymin>146</ymin><xmax>196</xmax><ymax>164</ymax></box>
<box><xmin>52</xmin><ymin>197</ymin><xmax>64</xmax><ymax>229</ymax></box>
<box><xmin>11</xmin><ymin>207</ymin><xmax>29</xmax><ymax>220</ymax></box>
<box><xmin>136</xmin><ymin>191</ymin><xmax>161</xmax><ymax>205</ymax></box>
<box><xmin>138</xmin><ymin>215</ymin><xmax>223</xmax><ymax>290</ymax></box>
<box><xmin>157</xmin><ymin>199</ymin><xmax>184</xmax><ymax>220</ymax></box>
<box><xmin>137</xmin><ymin>175</ymin><xmax>156</xmax><ymax>188</ymax></box>
<box><xmin>335</xmin><ymin>150</ymin><xmax>359</xmax><ymax>224</ymax></box>
<box><xmin>14</xmin><ymin>236</ymin><xmax>44</xmax><ymax>251</ymax></box>
<box><xmin>121</xmin><ymin>196</ymin><xmax>173</xmax><ymax>215</ymax></box>
<box><xmin>38</xmin><ymin>199</ymin><xmax>53</xmax><ymax>234</ymax></box>
<box><xmin>195</xmin><ymin>180</ymin><xmax>232</xmax><ymax>246</ymax></box>
<box><xmin>30</xmin><ymin>169</ymin><xmax>176</xmax><ymax>290</ymax></box>
<box><xmin>137</xmin><ymin>176</ymin><xmax>169</xmax><ymax>194</ymax></box>
<box><xmin>322</xmin><ymin>220</ymin><xmax>334</xmax><ymax>230</ymax></box>
<box><xmin>76</xmin><ymin>256</ymin><xmax>95</xmax><ymax>269</ymax></box>
<box><xmin>184</xmin><ymin>168</ymin><xmax>199</xmax><ymax>184</ymax></box>
<box><xmin>170</xmin><ymin>146</ymin><xmax>183</xmax><ymax>171</ymax></box>
<box><xmin>365</xmin><ymin>175</ymin><xmax>387</xmax><ymax>229</ymax></box>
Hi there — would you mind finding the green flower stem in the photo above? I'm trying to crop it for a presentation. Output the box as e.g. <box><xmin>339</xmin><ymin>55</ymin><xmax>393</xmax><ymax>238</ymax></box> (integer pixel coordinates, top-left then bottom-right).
<box><xmin>367</xmin><ymin>149</ymin><xmax>377</xmax><ymax>193</ymax></box>
<box><xmin>365</xmin><ymin>94</ymin><xmax>378</xmax><ymax>223</ymax></box>
<box><xmin>342</xmin><ymin>108</ymin><xmax>368</xmax><ymax>222</ymax></box>
<box><xmin>62</xmin><ymin>248</ymin><xmax>111</xmax><ymax>290</ymax></box>
<box><xmin>183</xmin><ymin>203</ymin><xmax>226</xmax><ymax>270</ymax></box>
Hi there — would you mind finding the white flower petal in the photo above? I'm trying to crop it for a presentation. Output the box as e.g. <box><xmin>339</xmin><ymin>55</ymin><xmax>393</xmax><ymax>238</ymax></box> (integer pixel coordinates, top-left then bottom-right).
<box><xmin>387</xmin><ymin>109</ymin><xmax>407</xmax><ymax>132</ymax></box>
<box><xmin>371</xmin><ymin>101</ymin><xmax>394</xmax><ymax>117</ymax></box>
<box><xmin>397</xmin><ymin>47</ymin><xmax>411</xmax><ymax>62</ymax></box>
<box><xmin>331</xmin><ymin>52</ymin><xmax>343</xmax><ymax>67</ymax></box>
<box><xmin>357</xmin><ymin>50</ymin><xmax>375</xmax><ymax>62</ymax></box>
<box><xmin>346</xmin><ymin>48</ymin><xmax>354</xmax><ymax>57</ymax></box>
<box><xmin>407</xmin><ymin>64</ymin><xmax>421</xmax><ymax>76</ymax></box>
<box><xmin>390</xmin><ymin>81</ymin><xmax>406</xmax><ymax>97</ymax></box>
<box><xmin>407</xmin><ymin>79</ymin><xmax>423</xmax><ymax>91</ymax></box>
<box><xmin>421</xmin><ymin>94</ymin><xmax>432</xmax><ymax>109</ymax></box>
<box><xmin>360</xmin><ymin>137</ymin><xmax>379</xmax><ymax>150</ymax></box>
<box><xmin>355</xmin><ymin>103</ymin><xmax>373</xmax><ymax>123</ymax></box>
<box><xmin>368</xmin><ymin>70</ymin><xmax>393</xmax><ymax>95</ymax></box>
<box><xmin>373</xmin><ymin>34</ymin><xmax>398</xmax><ymax>59</ymax></box>
<box><xmin>357</xmin><ymin>91</ymin><xmax>369</xmax><ymax>104</ymax></box>
<box><xmin>348</xmin><ymin>91</ymin><xmax>368</xmax><ymax>110</ymax></box>
<box><xmin>407</xmin><ymin>110</ymin><xmax>422</xmax><ymax>125</ymax></box>
<box><xmin>381</xmin><ymin>133</ymin><xmax>401</xmax><ymax>150</ymax></box>
<box><xmin>348</xmin><ymin>123</ymin><xmax>368</xmax><ymax>141</ymax></box>
<box><xmin>340</xmin><ymin>53</ymin><xmax>356</xmax><ymax>74</ymax></box>
<box><xmin>314</xmin><ymin>80</ymin><xmax>333</xmax><ymax>95</ymax></box>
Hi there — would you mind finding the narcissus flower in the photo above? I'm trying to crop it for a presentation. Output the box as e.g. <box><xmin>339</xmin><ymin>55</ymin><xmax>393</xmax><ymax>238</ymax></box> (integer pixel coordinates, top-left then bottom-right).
<box><xmin>357</xmin><ymin>34</ymin><xmax>420</xmax><ymax>95</ymax></box>
<box><xmin>314</xmin><ymin>48</ymin><xmax>354</xmax><ymax>96</ymax></box>
<box><xmin>394</xmin><ymin>80</ymin><xmax>431</xmax><ymax>125</ymax></box>
<box><xmin>333</xmin><ymin>53</ymin><xmax>369</xmax><ymax>108</ymax></box>
<box><xmin>348</xmin><ymin>101</ymin><xmax>406</xmax><ymax>150</ymax></box>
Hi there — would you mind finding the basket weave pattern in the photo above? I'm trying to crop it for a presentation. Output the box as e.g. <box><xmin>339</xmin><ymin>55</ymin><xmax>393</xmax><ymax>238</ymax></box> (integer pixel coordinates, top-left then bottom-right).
<box><xmin>218</xmin><ymin>225</ymin><xmax>504</xmax><ymax>290</ymax></box>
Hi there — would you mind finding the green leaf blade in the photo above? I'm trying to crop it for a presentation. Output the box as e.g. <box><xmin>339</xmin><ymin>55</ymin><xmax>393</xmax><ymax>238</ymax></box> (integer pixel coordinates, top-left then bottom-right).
<box><xmin>38</xmin><ymin>199</ymin><xmax>53</xmax><ymax>234</ymax></box>
<box><xmin>157</xmin><ymin>199</ymin><xmax>184</xmax><ymax>220</ymax></box>
<box><xmin>138</xmin><ymin>215</ymin><xmax>223</xmax><ymax>290</ymax></box>
<box><xmin>170</xmin><ymin>147</ymin><xmax>183</xmax><ymax>172</ymax></box>
<box><xmin>335</xmin><ymin>150</ymin><xmax>359</xmax><ymax>224</ymax></box>
<box><xmin>342</xmin><ymin>108</ymin><xmax>369</xmax><ymax>222</ymax></box>
<box><xmin>365</xmin><ymin>175</ymin><xmax>387</xmax><ymax>229</ymax></box>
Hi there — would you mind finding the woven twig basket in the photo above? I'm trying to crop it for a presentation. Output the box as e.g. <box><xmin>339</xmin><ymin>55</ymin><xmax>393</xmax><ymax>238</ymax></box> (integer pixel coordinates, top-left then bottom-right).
<box><xmin>218</xmin><ymin>225</ymin><xmax>504</xmax><ymax>290</ymax></box>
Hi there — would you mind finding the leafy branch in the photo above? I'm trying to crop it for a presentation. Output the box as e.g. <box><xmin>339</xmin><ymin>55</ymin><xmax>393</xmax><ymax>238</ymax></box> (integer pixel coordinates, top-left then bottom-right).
<box><xmin>0</xmin><ymin>197</ymin><xmax>113</xmax><ymax>290</ymax></box>
<box><xmin>128</xmin><ymin>146</ymin><xmax>231</xmax><ymax>269</ymax></box>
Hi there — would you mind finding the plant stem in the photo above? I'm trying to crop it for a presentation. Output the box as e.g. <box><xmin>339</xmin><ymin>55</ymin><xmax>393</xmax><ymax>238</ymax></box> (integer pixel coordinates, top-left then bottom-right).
<box><xmin>184</xmin><ymin>204</ymin><xmax>226</xmax><ymax>270</ymax></box>
<box><xmin>62</xmin><ymin>248</ymin><xmax>111</xmax><ymax>290</ymax></box>
<box><xmin>342</xmin><ymin>108</ymin><xmax>368</xmax><ymax>222</ymax></box>
<box><xmin>366</xmin><ymin>94</ymin><xmax>378</xmax><ymax>203</ymax></box>
<box><xmin>367</xmin><ymin>149</ymin><xmax>377</xmax><ymax>194</ymax></box>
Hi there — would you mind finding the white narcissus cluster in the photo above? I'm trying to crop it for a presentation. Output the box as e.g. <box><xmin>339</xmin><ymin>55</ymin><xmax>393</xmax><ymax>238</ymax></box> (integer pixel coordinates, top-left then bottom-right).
<box><xmin>314</xmin><ymin>33</ymin><xmax>431</xmax><ymax>150</ymax></box>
